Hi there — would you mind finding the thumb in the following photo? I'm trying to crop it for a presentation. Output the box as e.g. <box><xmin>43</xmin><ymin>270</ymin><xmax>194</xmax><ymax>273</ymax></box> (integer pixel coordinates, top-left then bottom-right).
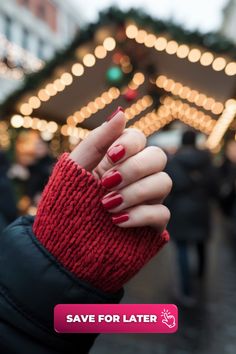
<box><xmin>70</xmin><ymin>108</ymin><xmax>126</xmax><ymax>171</ymax></box>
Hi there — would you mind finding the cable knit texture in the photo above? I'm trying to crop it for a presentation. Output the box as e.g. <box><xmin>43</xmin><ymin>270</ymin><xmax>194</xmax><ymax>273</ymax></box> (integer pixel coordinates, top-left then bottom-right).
<box><xmin>33</xmin><ymin>153</ymin><xmax>169</xmax><ymax>293</ymax></box>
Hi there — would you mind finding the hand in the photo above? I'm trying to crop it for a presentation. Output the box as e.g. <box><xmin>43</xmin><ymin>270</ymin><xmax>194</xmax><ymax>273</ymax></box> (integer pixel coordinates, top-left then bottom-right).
<box><xmin>70</xmin><ymin>108</ymin><xmax>172</xmax><ymax>232</ymax></box>
<box><xmin>162</xmin><ymin>312</ymin><xmax>176</xmax><ymax>329</ymax></box>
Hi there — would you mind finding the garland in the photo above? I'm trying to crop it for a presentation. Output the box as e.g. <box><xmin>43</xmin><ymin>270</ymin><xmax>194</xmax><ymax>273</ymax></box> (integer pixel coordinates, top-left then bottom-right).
<box><xmin>1</xmin><ymin>7</ymin><xmax>235</xmax><ymax>116</ymax></box>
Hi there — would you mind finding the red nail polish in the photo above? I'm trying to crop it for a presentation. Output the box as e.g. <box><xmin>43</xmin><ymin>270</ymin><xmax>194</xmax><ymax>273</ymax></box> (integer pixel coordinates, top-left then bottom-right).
<box><xmin>102</xmin><ymin>192</ymin><xmax>123</xmax><ymax>210</ymax></box>
<box><xmin>107</xmin><ymin>144</ymin><xmax>126</xmax><ymax>163</ymax></box>
<box><xmin>106</xmin><ymin>106</ymin><xmax>124</xmax><ymax>121</ymax></box>
<box><xmin>112</xmin><ymin>212</ymin><xmax>129</xmax><ymax>224</ymax></box>
<box><xmin>101</xmin><ymin>170</ymin><xmax>122</xmax><ymax>189</ymax></box>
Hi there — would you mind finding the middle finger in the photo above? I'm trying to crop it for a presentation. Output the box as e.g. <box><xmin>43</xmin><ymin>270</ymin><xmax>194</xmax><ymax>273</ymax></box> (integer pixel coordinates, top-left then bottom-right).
<box><xmin>101</xmin><ymin>146</ymin><xmax>167</xmax><ymax>190</ymax></box>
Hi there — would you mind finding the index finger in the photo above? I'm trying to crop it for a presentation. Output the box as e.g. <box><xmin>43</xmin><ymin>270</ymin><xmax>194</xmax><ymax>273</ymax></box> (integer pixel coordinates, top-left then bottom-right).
<box><xmin>94</xmin><ymin>128</ymin><xmax>146</xmax><ymax>178</ymax></box>
<box><xmin>70</xmin><ymin>108</ymin><xmax>126</xmax><ymax>171</ymax></box>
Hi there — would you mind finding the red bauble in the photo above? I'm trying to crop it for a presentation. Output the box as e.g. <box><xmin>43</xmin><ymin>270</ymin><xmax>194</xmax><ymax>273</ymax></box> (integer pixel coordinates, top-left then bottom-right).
<box><xmin>124</xmin><ymin>88</ymin><xmax>138</xmax><ymax>101</ymax></box>
<box><xmin>112</xmin><ymin>52</ymin><xmax>124</xmax><ymax>65</ymax></box>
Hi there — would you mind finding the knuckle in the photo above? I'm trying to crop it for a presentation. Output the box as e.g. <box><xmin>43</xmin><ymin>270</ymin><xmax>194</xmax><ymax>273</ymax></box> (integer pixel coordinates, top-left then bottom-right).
<box><xmin>148</xmin><ymin>214</ymin><xmax>158</xmax><ymax>226</ymax></box>
<box><xmin>146</xmin><ymin>205</ymin><xmax>171</xmax><ymax>228</ymax></box>
<box><xmin>159</xmin><ymin>205</ymin><xmax>171</xmax><ymax>226</ymax></box>
<box><xmin>146</xmin><ymin>146</ymin><xmax>167</xmax><ymax>167</ymax></box>
<box><xmin>125</xmin><ymin>128</ymin><xmax>147</xmax><ymax>150</ymax></box>
<box><xmin>130</xmin><ymin>156</ymin><xmax>144</xmax><ymax>176</ymax></box>
<box><xmin>159</xmin><ymin>172</ymin><xmax>173</xmax><ymax>195</ymax></box>
<box><xmin>135</xmin><ymin>183</ymin><xmax>147</xmax><ymax>201</ymax></box>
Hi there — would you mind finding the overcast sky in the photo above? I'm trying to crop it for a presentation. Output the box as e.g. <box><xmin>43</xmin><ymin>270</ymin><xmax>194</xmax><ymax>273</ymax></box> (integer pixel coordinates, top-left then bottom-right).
<box><xmin>70</xmin><ymin>0</ymin><xmax>229</xmax><ymax>33</ymax></box>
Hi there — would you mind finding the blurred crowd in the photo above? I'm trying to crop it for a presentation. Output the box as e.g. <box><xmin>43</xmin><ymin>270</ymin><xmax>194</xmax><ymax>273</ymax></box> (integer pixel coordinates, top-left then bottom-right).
<box><xmin>0</xmin><ymin>133</ymin><xmax>55</xmax><ymax>232</ymax></box>
<box><xmin>165</xmin><ymin>131</ymin><xmax>236</xmax><ymax>305</ymax></box>
<box><xmin>0</xmin><ymin>130</ymin><xmax>236</xmax><ymax>306</ymax></box>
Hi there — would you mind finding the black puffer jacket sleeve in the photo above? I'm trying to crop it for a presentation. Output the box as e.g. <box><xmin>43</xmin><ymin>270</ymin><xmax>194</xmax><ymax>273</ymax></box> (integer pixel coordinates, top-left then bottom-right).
<box><xmin>0</xmin><ymin>216</ymin><xmax>123</xmax><ymax>354</ymax></box>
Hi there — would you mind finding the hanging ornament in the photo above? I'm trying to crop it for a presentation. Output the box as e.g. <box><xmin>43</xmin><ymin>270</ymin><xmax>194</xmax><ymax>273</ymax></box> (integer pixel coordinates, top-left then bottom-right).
<box><xmin>124</xmin><ymin>88</ymin><xmax>138</xmax><ymax>102</ymax></box>
<box><xmin>112</xmin><ymin>52</ymin><xmax>124</xmax><ymax>65</ymax></box>
<box><xmin>106</xmin><ymin>66</ymin><xmax>123</xmax><ymax>84</ymax></box>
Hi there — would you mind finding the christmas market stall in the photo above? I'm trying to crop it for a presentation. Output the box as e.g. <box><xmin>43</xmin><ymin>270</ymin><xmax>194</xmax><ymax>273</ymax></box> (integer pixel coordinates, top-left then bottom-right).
<box><xmin>0</xmin><ymin>8</ymin><xmax>236</xmax><ymax>159</ymax></box>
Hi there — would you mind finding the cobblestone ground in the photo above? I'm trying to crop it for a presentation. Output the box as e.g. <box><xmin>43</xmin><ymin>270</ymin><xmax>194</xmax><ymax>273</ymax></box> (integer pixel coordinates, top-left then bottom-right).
<box><xmin>91</xmin><ymin>210</ymin><xmax>236</xmax><ymax>354</ymax></box>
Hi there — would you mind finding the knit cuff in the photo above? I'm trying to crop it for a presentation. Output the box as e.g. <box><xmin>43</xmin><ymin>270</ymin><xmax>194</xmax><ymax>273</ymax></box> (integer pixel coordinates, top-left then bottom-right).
<box><xmin>33</xmin><ymin>153</ymin><xmax>169</xmax><ymax>293</ymax></box>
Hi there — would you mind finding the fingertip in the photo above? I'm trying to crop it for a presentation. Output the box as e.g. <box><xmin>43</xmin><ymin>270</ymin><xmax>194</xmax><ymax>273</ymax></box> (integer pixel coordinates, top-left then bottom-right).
<box><xmin>106</xmin><ymin>106</ymin><xmax>124</xmax><ymax>121</ymax></box>
<box><xmin>106</xmin><ymin>107</ymin><xmax>126</xmax><ymax>130</ymax></box>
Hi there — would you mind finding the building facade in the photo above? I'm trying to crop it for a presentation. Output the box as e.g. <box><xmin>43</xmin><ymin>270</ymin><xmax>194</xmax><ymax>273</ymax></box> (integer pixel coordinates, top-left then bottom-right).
<box><xmin>0</xmin><ymin>0</ymin><xmax>81</xmax><ymax>102</ymax></box>
<box><xmin>221</xmin><ymin>0</ymin><xmax>236</xmax><ymax>44</ymax></box>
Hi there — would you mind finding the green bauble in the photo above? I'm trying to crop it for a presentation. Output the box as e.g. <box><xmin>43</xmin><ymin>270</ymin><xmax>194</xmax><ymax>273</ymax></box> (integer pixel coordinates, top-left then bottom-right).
<box><xmin>106</xmin><ymin>66</ymin><xmax>123</xmax><ymax>84</ymax></box>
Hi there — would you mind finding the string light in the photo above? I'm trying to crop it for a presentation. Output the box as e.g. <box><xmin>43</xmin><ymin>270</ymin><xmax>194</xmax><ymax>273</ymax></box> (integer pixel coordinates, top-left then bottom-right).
<box><xmin>206</xmin><ymin>99</ymin><xmax>236</xmax><ymax>150</ymax></box>
<box><xmin>71</xmin><ymin>63</ymin><xmax>84</xmax><ymax>76</ymax></box>
<box><xmin>166</xmin><ymin>40</ymin><xmax>178</xmax><ymax>55</ymax></box>
<box><xmin>103</xmin><ymin>37</ymin><xmax>116</xmax><ymax>51</ymax></box>
<box><xmin>125</xmin><ymin>24</ymin><xmax>236</xmax><ymax>76</ymax></box>
<box><xmin>61</xmin><ymin>72</ymin><xmax>73</xmax><ymax>85</ymax></box>
<box><xmin>94</xmin><ymin>45</ymin><xmax>107</xmax><ymax>59</ymax></box>
<box><xmin>66</xmin><ymin>72</ymin><xmax>145</xmax><ymax>126</ymax></box>
<box><xmin>20</xmin><ymin>104</ymin><xmax>33</xmax><ymax>116</ymax></box>
<box><xmin>0</xmin><ymin>33</ymin><xmax>43</xmax><ymax>77</ymax></box>
<box><xmin>0</xmin><ymin>121</ymin><xmax>10</xmax><ymax>149</ymax></box>
<box><xmin>212</xmin><ymin>57</ymin><xmax>226</xmax><ymax>71</ymax></box>
<box><xmin>125</xmin><ymin>24</ymin><xmax>139</xmax><ymax>39</ymax></box>
<box><xmin>38</xmin><ymin>89</ymin><xmax>50</xmax><ymax>102</ymax></box>
<box><xmin>162</xmin><ymin>96</ymin><xmax>216</xmax><ymax>134</ymax></box>
<box><xmin>11</xmin><ymin>115</ymin><xmax>24</xmax><ymax>128</ymax></box>
<box><xmin>132</xmin><ymin>72</ymin><xmax>145</xmax><ymax>86</ymax></box>
<box><xmin>60</xmin><ymin>125</ymin><xmax>90</xmax><ymax>140</ymax></box>
<box><xmin>67</xmin><ymin>86</ymin><xmax>120</xmax><ymax>125</ymax></box>
<box><xmin>155</xmin><ymin>74</ymin><xmax>224</xmax><ymax>115</ymax></box>
<box><xmin>176</xmin><ymin>44</ymin><xmax>190</xmax><ymax>59</ymax></box>
<box><xmin>225</xmin><ymin>62</ymin><xmax>236</xmax><ymax>76</ymax></box>
<box><xmin>125</xmin><ymin>95</ymin><xmax>153</xmax><ymax>120</ymax></box>
<box><xmin>131</xmin><ymin>110</ymin><xmax>174</xmax><ymax>136</ymax></box>
<box><xmin>10</xmin><ymin>114</ymin><xmax>59</xmax><ymax>135</ymax></box>
<box><xmin>83</xmin><ymin>54</ymin><xmax>96</xmax><ymax>67</ymax></box>
<box><xmin>131</xmin><ymin>94</ymin><xmax>217</xmax><ymax>137</ymax></box>
<box><xmin>154</xmin><ymin>37</ymin><xmax>167</xmax><ymax>51</ymax></box>
<box><xmin>18</xmin><ymin>36</ymin><xmax>116</xmax><ymax>116</ymax></box>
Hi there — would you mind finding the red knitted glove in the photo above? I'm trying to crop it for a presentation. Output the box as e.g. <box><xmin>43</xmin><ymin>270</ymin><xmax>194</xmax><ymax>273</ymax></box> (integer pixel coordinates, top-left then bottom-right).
<box><xmin>33</xmin><ymin>153</ymin><xmax>169</xmax><ymax>293</ymax></box>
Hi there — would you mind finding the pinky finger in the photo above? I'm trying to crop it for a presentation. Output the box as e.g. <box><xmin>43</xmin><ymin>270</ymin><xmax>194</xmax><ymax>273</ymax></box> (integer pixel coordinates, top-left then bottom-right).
<box><xmin>112</xmin><ymin>204</ymin><xmax>170</xmax><ymax>233</ymax></box>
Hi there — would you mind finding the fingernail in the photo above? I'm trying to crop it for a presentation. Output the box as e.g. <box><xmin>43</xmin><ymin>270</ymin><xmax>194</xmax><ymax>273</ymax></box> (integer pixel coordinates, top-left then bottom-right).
<box><xmin>102</xmin><ymin>192</ymin><xmax>123</xmax><ymax>210</ymax></box>
<box><xmin>101</xmin><ymin>170</ymin><xmax>122</xmax><ymax>189</ymax></box>
<box><xmin>106</xmin><ymin>106</ymin><xmax>124</xmax><ymax>121</ymax></box>
<box><xmin>107</xmin><ymin>144</ymin><xmax>126</xmax><ymax>163</ymax></box>
<box><xmin>112</xmin><ymin>212</ymin><xmax>129</xmax><ymax>224</ymax></box>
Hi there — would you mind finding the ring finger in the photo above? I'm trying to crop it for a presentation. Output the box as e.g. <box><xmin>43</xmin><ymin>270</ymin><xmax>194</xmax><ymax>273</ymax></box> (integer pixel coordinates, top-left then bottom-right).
<box><xmin>101</xmin><ymin>172</ymin><xmax>172</xmax><ymax>212</ymax></box>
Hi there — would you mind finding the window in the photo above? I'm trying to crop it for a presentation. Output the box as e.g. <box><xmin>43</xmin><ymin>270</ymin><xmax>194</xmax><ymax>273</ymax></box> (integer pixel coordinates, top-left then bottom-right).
<box><xmin>38</xmin><ymin>38</ymin><xmax>45</xmax><ymax>59</ymax></box>
<box><xmin>4</xmin><ymin>16</ymin><xmax>12</xmax><ymax>41</ymax></box>
<box><xmin>21</xmin><ymin>0</ymin><xmax>29</xmax><ymax>8</ymax></box>
<box><xmin>22</xmin><ymin>28</ymin><xmax>29</xmax><ymax>50</ymax></box>
<box><xmin>37</xmin><ymin>3</ymin><xmax>46</xmax><ymax>20</ymax></box>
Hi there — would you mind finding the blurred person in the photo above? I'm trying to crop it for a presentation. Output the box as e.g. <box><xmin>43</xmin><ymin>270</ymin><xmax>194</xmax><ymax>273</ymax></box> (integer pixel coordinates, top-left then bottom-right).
<box><xmin>0</xmin><ymin>110</ymin><xmax>172</xmax><ymax>354</ymax></box>
<box><xmin>26</xmin><ymin>138</ymin><xmax>55</xmax><ymax>206</ymax></box>
<box><xmin>218</xmin><ymin>139</ymin><xmax>236</xmax><ymax>236</ymax></box>
<box><xmin>0</xmin><ymin>150</ymin><xmax>18</xmax><ymax>232</ymax></box>
<box><xmin>8</xmin><ymin>136</ymin><xmax>55</xmax><ymax>209</ymax></box>
<box><xmin>166</xmin><ymin>130</ymin><xmax>215</xmax><ymax>304</ymax></box>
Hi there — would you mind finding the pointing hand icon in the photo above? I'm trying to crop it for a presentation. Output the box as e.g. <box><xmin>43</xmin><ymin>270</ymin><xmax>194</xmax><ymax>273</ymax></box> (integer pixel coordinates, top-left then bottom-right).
<box><xmin>162</xmin><ymin>311</ymin><xmax>176</xmax><ymax>329</ymax></box>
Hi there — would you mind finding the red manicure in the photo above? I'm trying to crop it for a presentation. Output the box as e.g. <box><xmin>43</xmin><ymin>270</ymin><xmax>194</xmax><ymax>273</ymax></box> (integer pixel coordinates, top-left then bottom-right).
<box><xmin>107</xmin><ymin>144</ymin><xmax>126</xmax><ymax>163</ymax></box>
<box><xmin>101</xmin><ymin>192</ymin><xmax>123</xmax><ymax>210</ymax></box>
<box><xmin>112</xmin><ymin>212</ymin><xmax>129</xmax><ymax>224</ymax></box>
<box><xmin>101</xmin><ymin>170</ymin><xmax>122</xmax><ymax>189</ymax></box>
<box><xmin>106</xmin><ymin>106</ymin><xmax>124</xmax><ymax>121</ymax></box>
